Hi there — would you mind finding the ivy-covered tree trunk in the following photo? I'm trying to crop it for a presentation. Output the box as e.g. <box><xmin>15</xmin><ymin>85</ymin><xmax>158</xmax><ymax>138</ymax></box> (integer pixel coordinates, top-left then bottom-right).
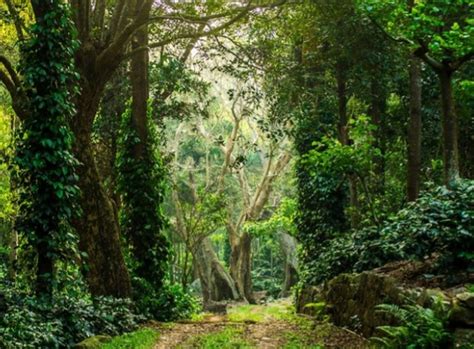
<box><xmin>119</xmin><ymin>0</ymin><xmax>169</xmax><ymax>290</ymax></box>
<box><xmin>17</xmin><ymin>0</ymin><xmax>80</xmax><ymax>298</ymax></box>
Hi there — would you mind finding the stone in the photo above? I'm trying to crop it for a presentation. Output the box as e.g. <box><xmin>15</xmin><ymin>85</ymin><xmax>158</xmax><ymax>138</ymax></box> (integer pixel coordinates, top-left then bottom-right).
<box><xmin>295</xmin><ymin>285</ymin><xmax>323</xmax><ymax>316</ymax></box>
<box><xmin>453</xmin><ymin>328</ymin><xmax>474</xmax><ymax>349</ymax></box>
<box><xmin>450</xmin><ymin>299</ymin><xmax>474</xmax><ymax>327</ymax></box>
<box><xmin>73</xmin><ymin>335</ymin><xmax>112</xmax><ymax>349</ymax></box>
<box><xmin>456</xmin><ymin>292</ymin><xmax>474</xmax><ymax>309</ymax></box>
<box><xmin>322</xmin><ymin>272</ymin><xmax>405</xmax><ymax>337</ymax></box>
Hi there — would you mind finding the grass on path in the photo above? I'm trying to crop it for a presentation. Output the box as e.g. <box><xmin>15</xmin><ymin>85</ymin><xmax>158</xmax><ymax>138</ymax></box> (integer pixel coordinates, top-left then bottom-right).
<box><xmin>101</xmin><ymin>328</ymin><xmax>159</xmax><ymax>349</ymax></box>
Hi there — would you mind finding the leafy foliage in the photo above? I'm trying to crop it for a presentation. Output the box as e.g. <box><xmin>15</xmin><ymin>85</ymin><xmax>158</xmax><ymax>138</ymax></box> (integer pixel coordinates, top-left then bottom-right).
<box><xmin>132</xmin><ymin>278</ymin><xmax>199</xmax><ymax>321</ymax></box>
<box><xmin>117</xmin><ymin>105</ymin><xmax>169</xmax><ymax>290</ymax></box>
<box><xmin>363</xmin><ymin>0</ymin><xmax>474</xmax><ymax>61</ymax></box>
<box><xmin>305</xmin><ymin>180</ymin><xmax>474</xmax><ymax>284</ymax></box>
<box><xmin>0</xmin><ymin>286</ymin><xmax>143</xmax><ymax>348</ymax></box>
<box><xmin>14</xmin><ymin>0</ymin><xmax>80</xmax><ymax>296</ymax></box>
<box><xmin>371</xmin><ymin>298</ymin><xmax>451</xmax><ymax>348</ymax></box>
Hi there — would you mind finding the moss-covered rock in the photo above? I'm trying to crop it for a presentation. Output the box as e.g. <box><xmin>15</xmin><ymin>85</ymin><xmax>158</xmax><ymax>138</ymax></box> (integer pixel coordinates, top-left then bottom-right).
<box><xmin>73</xmin><ymin>335</ymin><xmax>112</xmax><ymax>349</ymax></box>
<box><xmin>322</xmin><ymin>272</ymin><xmax>405</xmax><ymax>337</ymax></box>
<box><xmin>450</xmin><ymin>292</ymin><xmax>474</xmax><ymax>327</ymax></box>
<box><xmin>453</xmin><ymin>328</ymin><xmax>474</xmax><ymax>349</ymax></box>
<box><xmin>295</xmin><ymin>285</ymin><xmax>323</xmax><ymax>316</ymax></box>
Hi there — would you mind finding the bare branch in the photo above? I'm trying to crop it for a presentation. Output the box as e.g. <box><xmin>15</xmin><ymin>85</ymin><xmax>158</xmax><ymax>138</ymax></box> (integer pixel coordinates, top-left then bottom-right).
<box><xmin>108</xmin><ymin>0</ymin><xmax>127</xmax><ymax>39</ymax></box>
<box><xmin>92</xmin><ymin>0</ymin><xmax>107</xmax><ymax>40</ymax></box>
<box><xmin>147</xmin><ymin>8</ymin><xmax>250</xmax><ymax>50</ymax></box>
<box><xmin>97</xmin><ymin>0</ymin><xmax>154</xmax><ymax>71</ymax></box>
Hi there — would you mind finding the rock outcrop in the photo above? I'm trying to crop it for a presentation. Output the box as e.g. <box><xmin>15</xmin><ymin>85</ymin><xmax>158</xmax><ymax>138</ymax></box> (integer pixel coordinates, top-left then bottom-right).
<box><xmin>296</xmin><ymin>270</ymin><xmax>474</xmax><ymax>341</ymax></box>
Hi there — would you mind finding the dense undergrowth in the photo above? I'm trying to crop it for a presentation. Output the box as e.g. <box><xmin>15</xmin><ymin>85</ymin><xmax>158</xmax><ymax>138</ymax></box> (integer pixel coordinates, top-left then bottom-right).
<box><xmin>0</xmin><ymin>288</ymin><xmax>142</xmax><ymax>348</ymax></box>
<box><xmin>301</xmin><ymin>179</ymin><xmax>474</xmax><ymax>285</ymax></box>
<box><xmin>0</xmin><ymin>280</ymin><xmax>198</xmax><ymax>348</ymax></box>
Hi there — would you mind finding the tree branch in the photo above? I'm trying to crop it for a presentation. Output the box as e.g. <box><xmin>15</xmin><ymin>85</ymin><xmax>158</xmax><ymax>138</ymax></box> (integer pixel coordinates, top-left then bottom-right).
<box><xmin>452</xmin><ymin>51</ymin><xmax>474</xmax><ymax>71</ymax></box>
<box><xmin>0</xmin><ymin>55</ymin><xmax>20</xmax><ymax>88</ymax></box>
<box><xmin>368</xmin><ymin>15</ymin><xmax>413</xmax><ymax>46</ymax></box>
<box><xmin>5</xmin><ymin>0</ymin><xmax>26</xmax><ymax>41</ymax></box>
<box><xmin>108</xmin><ymin>0</ymin><xmax>127</xmax><ymax>39</ymax></box>
<box><xmin>147</xmin><ymin>8</ymin><xmax>250</xmax><ymax>50</ymax></box>
<box><xmin>0</xmin><ymin>70</ymin><xmax>15</xmax><ymax>96</ymax></box>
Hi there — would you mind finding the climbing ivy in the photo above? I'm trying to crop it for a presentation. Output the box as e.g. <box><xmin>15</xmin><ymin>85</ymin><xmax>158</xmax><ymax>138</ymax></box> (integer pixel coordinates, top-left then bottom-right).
<box><xmin>15</xmin><ymin>0</ymin><xmax>80</xmax><ymax>297</ymax></box>
<box><xmin>117</xmin><ymin>105</ymin><xmax>169</xmax><ymax>291</ymax></box>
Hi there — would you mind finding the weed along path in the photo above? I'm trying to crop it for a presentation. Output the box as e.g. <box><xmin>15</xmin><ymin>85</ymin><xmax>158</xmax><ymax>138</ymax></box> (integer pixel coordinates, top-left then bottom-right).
<box><xmin>150</xmin><ymin>299</ymin><xmax>368</xmax><ymax>349</ymax></box>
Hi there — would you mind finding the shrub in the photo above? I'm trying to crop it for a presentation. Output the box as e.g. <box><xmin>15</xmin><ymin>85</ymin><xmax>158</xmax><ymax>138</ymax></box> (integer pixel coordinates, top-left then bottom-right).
<box><xmin>0</xmin><ymin>286</ymin><xmax>143</xmax><ymax>348</ymax></box>
<box><xmin>133</xmin><ymin>277</ymin><xmax>200</xmax><ymax>321</ymax></box>
<box><xmin>305</xmin><ymin>180</ymin><xmax>474</xmax><ymax>284</ymax></box>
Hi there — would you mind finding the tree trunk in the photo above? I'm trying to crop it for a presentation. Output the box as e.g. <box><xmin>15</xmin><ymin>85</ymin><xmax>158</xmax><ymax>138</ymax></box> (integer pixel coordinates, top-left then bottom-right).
<box><xmin>438</xmin><ymin>68</ymin><xmax>459</xmax><ymax>186</ymax></box>
<box><xmin>72</xmin><ymin>86</ymin><xmax>132</xmax><ymax>298</ymax></box>
<box><xmin>277</xmin><ymin>232</ymin><xmax>298</xmax><ymax>297</ymax></box>
<box><xmin>336</xmin><ymin>64</ymin><xmax>359</xmax><ymax>227</ymax></box>
<box><xmin>230</xmin><ymin>233</ymin><xmax>254</xmax><ymax>303</ymax></box>
<box><xmin>36</xmin><ymin>240</ymin><xmax>53</xmax><ymax>298</ymax></box>
<box><xmin>407</xmin><ymin>55</ymin><xmax>422</xmax><ymax>201</ymax></box>
<box><xmin>130</xmin><ymin>6</ymin><xmax>150</xmax><ymax>159</ymax></box>
<box><xmin>193</xmin><ymin>237</ymin><xmax>240</xmax><ymax>303</ymax></box>
<box><xmin>369</xmin><ymin>77</ymin><xmax>387</xmax><ymax>194</ymax></box>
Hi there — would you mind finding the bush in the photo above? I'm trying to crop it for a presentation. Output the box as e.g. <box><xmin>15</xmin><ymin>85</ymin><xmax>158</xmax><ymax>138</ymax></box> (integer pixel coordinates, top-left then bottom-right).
<box><xmin>133</xmin><ymin>277</ymin><xmax>200</xmax><ymax>321</ymax></box>
<box><xmin>305</xmin><ymin>180</ymin><xmax>474</xmax><ymax>284</ymax></box>
<box><xmin>0</xmin><ymin>286</ymin><xmax>144</xmax><ymax>348</ymax></box>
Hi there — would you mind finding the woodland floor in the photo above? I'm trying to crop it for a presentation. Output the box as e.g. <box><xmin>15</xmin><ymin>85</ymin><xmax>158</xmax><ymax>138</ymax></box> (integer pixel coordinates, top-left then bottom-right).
<box><xmin>149</xmin><ymin>299</ymin><xmax>368</xmax><ymax>349</ymax></box>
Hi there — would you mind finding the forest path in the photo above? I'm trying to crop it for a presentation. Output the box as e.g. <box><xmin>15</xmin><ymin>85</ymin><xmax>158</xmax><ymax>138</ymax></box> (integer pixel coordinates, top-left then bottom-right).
<box><xmin>151</xmin><ymin>299</ymin><xmax>367</xmax><ymax>349</ymax></box>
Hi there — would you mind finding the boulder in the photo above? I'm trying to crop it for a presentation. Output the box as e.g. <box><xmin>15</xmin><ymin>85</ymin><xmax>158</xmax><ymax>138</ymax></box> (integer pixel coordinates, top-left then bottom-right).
<box><xmin>450</xmin><ymin>293</ymin><xmax>474</xmax><ymax>327</ymax></box>
<box><xmin>295</xmin><ymin>285</ymin><xmax>323</xmax><ymax>316</ymax></box>
<box><xmin>322</xmin><ymin>272</ymin><xmax>405</xmax><ymax>337</ymax></box>
<box><xmin>457</xmin><ymin>292</ymin><xmax>474</xmax><ymax>309</ymax></box>
<box><xmin>73</xmin><ymin>335</ymin><xmax>112</xmax><ymax>349</ymax></box>
<box><xmin>453</xmin><ymin>328</ymin><xmax>474</xmax><ymax>349</ymax></box>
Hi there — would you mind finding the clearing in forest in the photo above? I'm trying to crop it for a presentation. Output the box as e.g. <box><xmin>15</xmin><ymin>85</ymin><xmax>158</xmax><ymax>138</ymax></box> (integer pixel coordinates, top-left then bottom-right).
<box><xmin>150</xmin><ymin>299</ymin><xmax>367</xmax><ymax>349</ymax></box>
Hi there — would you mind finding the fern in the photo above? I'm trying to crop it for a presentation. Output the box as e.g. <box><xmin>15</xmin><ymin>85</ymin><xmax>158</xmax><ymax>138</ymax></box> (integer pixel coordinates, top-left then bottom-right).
<box><xmin>371</xmin><ymin>297</ymin><xmax>452</xmax><ymax>349</ymax></box>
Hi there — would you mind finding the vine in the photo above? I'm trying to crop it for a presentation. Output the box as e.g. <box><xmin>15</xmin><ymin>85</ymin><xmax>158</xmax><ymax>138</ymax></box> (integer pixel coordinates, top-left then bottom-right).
<box><xmin>117</xmin><ymin>104</ymin><xmax>169</xmax><ymax>291</ymax></box>
<box><xmin>15</xmin><ymin>0</ymin><xmax>80</xmax><ymax>297</ymax></box>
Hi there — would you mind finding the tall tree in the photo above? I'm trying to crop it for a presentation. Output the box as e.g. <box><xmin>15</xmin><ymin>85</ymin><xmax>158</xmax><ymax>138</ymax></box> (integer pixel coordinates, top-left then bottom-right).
<box><xmin>15</xmin><ymin>0</ymin><xmax>79</xmax><ymax>298</ymax></box>
<box><xmin>366</xmin><ymin>0</ymin><xmax>474</xmax><ymax>186</ymax></box>
<box><xmin>407</xmin><ymin>55</ymin><xmax>422</xmax><ymax>201</ymax></box>
<box><xmin>119</xmin><ymin>0</ymin><xmax>169</xmax><ymax>291</ymax></box>
<box><xmin>1</xmin><ymin>0</ymin><xmax>278</xmax><ymax>297</ymax></box>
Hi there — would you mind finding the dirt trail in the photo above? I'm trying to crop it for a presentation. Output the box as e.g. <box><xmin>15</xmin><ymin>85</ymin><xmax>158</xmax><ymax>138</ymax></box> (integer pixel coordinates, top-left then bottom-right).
<box><xmin>152</xmin><ymin>317</ymin><xmax>229</xmax><ymax>349</ymax></box>
<box><xmin>152</xmin><ymin>317</ymin><xmax>301</xmax><ymax>349</ymax></box>
<box><xmin>151</xmin><ymin>300</ymin><xmax>367</xmax><ymax>349</ymax></box>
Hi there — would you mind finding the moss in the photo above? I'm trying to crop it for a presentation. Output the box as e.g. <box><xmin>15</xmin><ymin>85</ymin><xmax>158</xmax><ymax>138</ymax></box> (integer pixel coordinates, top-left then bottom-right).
<box><xmin>101</xmin><ymin>329</ymin><xmax>158</xmax><ymax>349</ymax></box>
<box><xmin>323</xmin><ymin>272</ymin><xmax>404</xmax><ymax>337</ymax></box>
<box><xmin>73</xmin><ymin>335</ymin><xmax>111</xmax><ymax>349</ymax></box>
